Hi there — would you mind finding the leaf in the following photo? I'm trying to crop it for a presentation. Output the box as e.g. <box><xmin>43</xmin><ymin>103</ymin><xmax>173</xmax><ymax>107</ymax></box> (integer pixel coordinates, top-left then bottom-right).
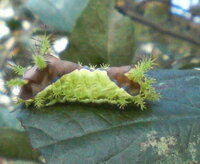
<box><xmin>62</xmin><ymin>0</ymin><xmax>136</xmax><ymax>65</ymax></box>
<box><xmin>24</xmin><ymin>0</ymin><xmax>136</xmax><ymax>66</ymax></box>
<box><xmin>0</xmin><ymin>106</ymin><xmax>36</xmax><ymax>159</ymax></box>
<box><xmin>0</xmin><ymin>107</ymin><xmax>22</xmax><ymax>129</ymax></box>
<box><xmin>0</xmin><ymin>108</ymin><xmax>40</xmax><ymax>161</ymax></box>
<box><xmin>24</xmin><ymin>0</ymin><xmax>90</xmax><ymax>32</ymax></box>
<box><xmin>0</xmin><ymin>128</ymin><xmax>40</xmax><ymax>162</ymax></box>
<box><xmin>18</xmin><ymin>70</ymin><xmax>200</xmax><ymax>164</ymax></box>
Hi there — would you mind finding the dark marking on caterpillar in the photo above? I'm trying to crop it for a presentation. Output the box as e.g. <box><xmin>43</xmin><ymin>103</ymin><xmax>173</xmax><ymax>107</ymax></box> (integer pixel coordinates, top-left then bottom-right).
<box><xmin>107</xmin><ymin>66</ymin><xmax>140</xmax><ymax>96</ymax></box>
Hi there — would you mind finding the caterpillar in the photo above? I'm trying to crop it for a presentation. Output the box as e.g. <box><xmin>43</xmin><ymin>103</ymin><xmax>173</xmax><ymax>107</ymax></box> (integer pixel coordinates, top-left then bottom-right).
<box><xmin>7</xmin><ymin>35</ymin><xmax>160</xmax><ymax>109</ymax></box>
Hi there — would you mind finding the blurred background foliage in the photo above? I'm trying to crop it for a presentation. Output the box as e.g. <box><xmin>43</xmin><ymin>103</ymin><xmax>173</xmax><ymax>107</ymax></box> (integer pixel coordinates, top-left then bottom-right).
<box><xmin>0</xmin><ymin>0</ymin><xmax>200</xmax><ymax>163</ymax></box>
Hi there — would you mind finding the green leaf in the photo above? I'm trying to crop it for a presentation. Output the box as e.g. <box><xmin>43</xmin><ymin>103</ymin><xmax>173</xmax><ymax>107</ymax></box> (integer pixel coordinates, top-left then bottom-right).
<box><xmin>0</xmin><ymin>128</ymin><xmax>40</xmax><ymax>162</ymax></box>
<box><xmin>24</xmin><ymin>0</ymin><xmax>90</xmax><ymax>32</ymax></box>
<box><xmin>0</xmin><ymin>107</ymin><xmax>22</xmax><ymax>129</ymax></box>
<box><xmin>62</xmin><ymin>0</ymin><xmax>136</xmax><ymax>65</ymax></box>
<box><xmin>24</xmin><ymin>0</ymin><xmax>136</xmax><ymax>65</ymax></box>
<box><xmin>18</xmin><ymin>70</ymin><xmax>200</xmax><ymax>164</ymax></box>
<box><xmin>0</xmin><ymin>108</ymin><xmax>40</xmax><ymax>161</ymax></box>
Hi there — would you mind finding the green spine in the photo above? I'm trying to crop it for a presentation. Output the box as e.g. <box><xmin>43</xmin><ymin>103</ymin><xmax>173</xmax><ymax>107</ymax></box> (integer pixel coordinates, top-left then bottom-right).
<box><xmin>12</xmin><ymin>65</ymin><xmax>26</xmax><ymax>76</ymax></box>
<box><xmin>33</xmin><ymin>55</ymin><xmax>47</xmax><ymax>70</ymax></box>
<box><xmin>7</xmin><ymin>78</ymin><xmax>27</xmax><ymax>87</ymax></box>
<box><xmin>126</xmin><ymin>58</ymin><xmax>160</xmax><ymax>109</ymax></box>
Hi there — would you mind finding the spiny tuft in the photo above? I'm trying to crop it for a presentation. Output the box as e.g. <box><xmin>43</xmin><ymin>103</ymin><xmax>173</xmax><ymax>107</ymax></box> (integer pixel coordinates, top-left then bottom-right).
<box><xmin>7</xmin><ymin>78</ymin><xmax>27</xmax><ymax>87</ymax></box>
<box><xmin>39</xmin><ymin>35</ymin><xmax>52</xmax><ymax>56</ymax></box>
<box><xmin>33</xmin><ymin>55</ymin><xmax>47</xmax><ymax>70</ymax></box>
<box><xmin>126</xmin><ymin>58</ymin><xmax>160</xmax><ymax>109</ymax></box>
<box><xmin>12</xmin><ymin>65</ymin><xmax>26</xmax><ymax>75</ymax></box>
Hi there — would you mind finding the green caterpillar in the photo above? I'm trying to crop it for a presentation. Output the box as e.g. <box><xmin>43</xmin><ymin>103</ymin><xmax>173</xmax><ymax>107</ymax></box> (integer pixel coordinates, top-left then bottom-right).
<box><xmin>7</xmin><ymin>35</ymin><xmax>160</xmax><ymax>109</ymax></box>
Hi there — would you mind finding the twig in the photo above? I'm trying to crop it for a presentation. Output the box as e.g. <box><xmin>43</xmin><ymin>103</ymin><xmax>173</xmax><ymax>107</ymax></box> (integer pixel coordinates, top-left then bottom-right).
<box><xmin>116</xmin><ymin>1</ymin><xmax>200</xmax><ymax>46</ymax></box>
